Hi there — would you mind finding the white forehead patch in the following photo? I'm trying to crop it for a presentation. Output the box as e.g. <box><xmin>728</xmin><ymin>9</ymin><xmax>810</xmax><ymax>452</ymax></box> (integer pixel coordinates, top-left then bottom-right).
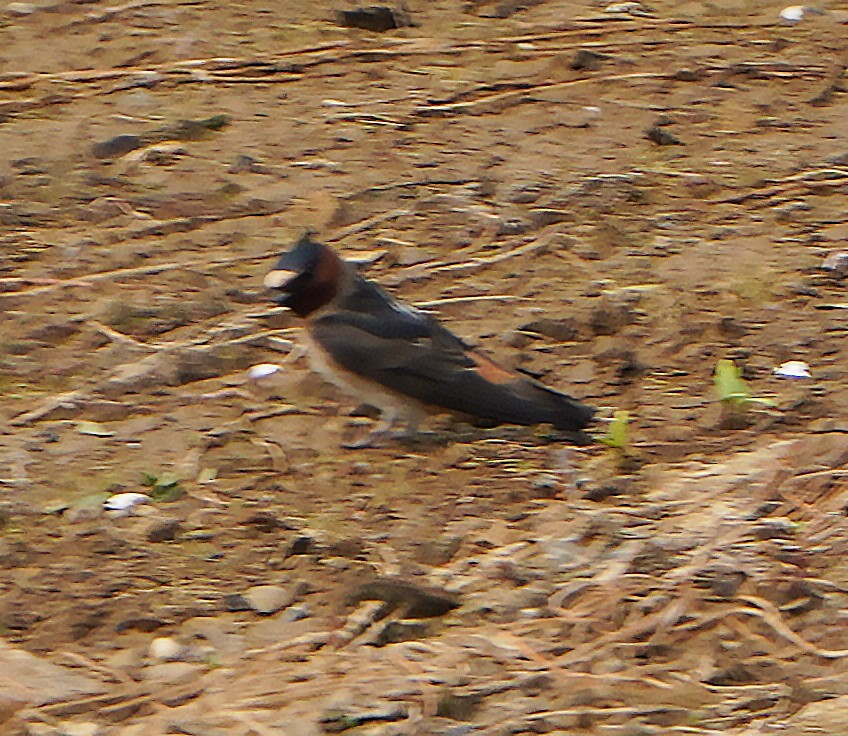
<box><xmin>264</xmin><ymin>269</ymin><xmax>297</xmax><ymax>289</ymax></box>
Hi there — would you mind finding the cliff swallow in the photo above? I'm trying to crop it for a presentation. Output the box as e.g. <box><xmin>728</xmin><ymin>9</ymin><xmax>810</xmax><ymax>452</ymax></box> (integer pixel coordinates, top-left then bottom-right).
<box><xmin>264</xmin><ymin>233</ymin><xmax>595</xmax><ymax>447</ymax></box>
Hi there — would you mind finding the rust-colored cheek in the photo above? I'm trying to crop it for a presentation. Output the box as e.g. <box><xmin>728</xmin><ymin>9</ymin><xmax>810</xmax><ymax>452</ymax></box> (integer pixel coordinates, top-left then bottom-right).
<box><xmin>313</xmin><ymin>247</ymin><xmax>343</xmax><ymax>294</ymax></box>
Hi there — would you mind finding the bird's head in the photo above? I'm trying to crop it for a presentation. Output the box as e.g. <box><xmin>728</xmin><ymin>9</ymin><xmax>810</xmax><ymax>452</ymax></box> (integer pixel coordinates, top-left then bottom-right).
<box><xmin>264</xmin><ymin>231</ymin><xmax>344</xmax><ymax>317</ymax></box>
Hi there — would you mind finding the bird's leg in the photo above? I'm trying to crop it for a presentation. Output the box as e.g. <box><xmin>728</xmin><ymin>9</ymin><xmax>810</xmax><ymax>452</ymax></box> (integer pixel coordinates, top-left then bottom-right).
<box><xmin>342</xmin><ymin>407</ymin><xmax>399</xmax><ymax>450</ymax></box>
<box><xmin>388</xmin><ymin>414</ymin><xmax>421</xmax><ymax>441</ymax></box>
<box><xmin>286</xmin><ymin>341</ymin><xmax>308</xmax><ymax>364</ymax></box>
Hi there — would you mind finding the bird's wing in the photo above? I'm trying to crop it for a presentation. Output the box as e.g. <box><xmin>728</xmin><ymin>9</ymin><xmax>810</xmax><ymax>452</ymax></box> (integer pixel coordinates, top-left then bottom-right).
<box><xmin>308</xmin><ymin>311</ymin><xmax>594</xmax><ymax>431</ymax></box>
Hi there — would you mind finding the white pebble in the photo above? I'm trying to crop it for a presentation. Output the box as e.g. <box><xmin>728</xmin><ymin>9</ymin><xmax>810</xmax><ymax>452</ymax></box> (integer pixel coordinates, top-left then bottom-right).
<box><xmin>774</xmin><ymin>360</ymin><xmax>811</xmax><ymax>379</ymax></box>
<box><xmin>149</xmin><ymin>636</ymin><xmax>184</xmax><ymax>661</ymax></box>
<box><xmin>7</xmin><ymin>2</ymin><xmax>36</xmax><ymax>15</ymax></box>
<box><xmin>604</xmin><ymin>1</ymin><xmax>650</xmax><ymax>14</ymax></box>
<box><xmin>103</xmin><ymin>492</ymin><xmax>151</xmax><ymax>514</ymax></box>
<box><xmin>247</xmin><ymin>363</ymin><xmax>282</xmax><ymax>381</ymax></box>
<box><xmin>779</xmin><ymin>5</ymin><xmax>806</xmax><ymax>22</ymax></box>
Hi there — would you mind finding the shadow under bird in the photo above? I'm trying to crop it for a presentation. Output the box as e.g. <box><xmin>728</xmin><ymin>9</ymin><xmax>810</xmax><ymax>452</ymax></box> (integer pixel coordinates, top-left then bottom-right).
<box><xmin>264</xmin><ymin>233</ymin><xmax>595</xmax><ymax>447</ymax></box>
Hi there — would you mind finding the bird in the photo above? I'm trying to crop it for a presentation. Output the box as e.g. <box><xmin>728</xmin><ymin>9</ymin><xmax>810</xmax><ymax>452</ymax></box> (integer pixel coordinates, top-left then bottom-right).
<box><xmin>264</xmin><ymin>232</ymin><xmax>595</xmax><ymax>448</ymax></box>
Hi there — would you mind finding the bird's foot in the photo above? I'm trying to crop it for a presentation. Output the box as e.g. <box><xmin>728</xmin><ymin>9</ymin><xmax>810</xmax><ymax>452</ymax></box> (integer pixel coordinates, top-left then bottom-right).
<box><xmin>341</xmin><ymin>421</ymin><xmax>394</xmax><ymax>450</ymax></box>
<box><xmin>341</xmin><ymin>420</ymin><xmax>426</xmax><ymax>450</ymax></box>
<box><xmin>341</xmin><ymin>432</ymin><xmax>384</xmax><ymax>450</ymax></box>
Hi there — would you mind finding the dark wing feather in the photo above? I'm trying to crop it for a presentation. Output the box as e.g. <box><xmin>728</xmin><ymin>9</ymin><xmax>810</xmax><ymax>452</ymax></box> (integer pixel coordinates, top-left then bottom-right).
<box><xmin>309</xmin><ymin>311</ymin><xmax>594</xmax><ymax>431</ymax></box>
<box><xmin>332</xmin><ymin>276</ymin><xmax>450</xmax><ymax>341</ymax></box>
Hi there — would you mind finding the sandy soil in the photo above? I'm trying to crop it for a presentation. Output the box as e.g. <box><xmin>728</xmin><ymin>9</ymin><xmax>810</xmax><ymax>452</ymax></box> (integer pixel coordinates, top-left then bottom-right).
<box><xmin>2</xmin><ymin>0</ymin><xmax>848</xmax><ymax>733</ymax></box>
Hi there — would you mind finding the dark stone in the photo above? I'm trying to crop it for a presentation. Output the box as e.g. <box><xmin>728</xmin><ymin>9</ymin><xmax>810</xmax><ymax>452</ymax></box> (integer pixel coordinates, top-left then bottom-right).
<box><xmin>243</xmin><ymin>511</ymin><xmax>283</xmax><ymax>533</ymax></box>
<box><xmin>571</xmin><ymin>49</ymin><xmax>606</xmax><ymax>71</ymax></box>
<box><xmin>706</xmin><ymin>569</ymin><xmax>746</xmax><ymax>598</ymax></box>
<box><xmin>530</xmin><ymin>474</ymin><xmax>560</xmax><ymax>499</ymax></box>
<box><xmin>335</xmin><ymin>6</ymin><xmax>411</xmax><ymax>32</ymax></box>
<box><xmin>285</xmin><ymin>534</ymin><xmax>316</xmax><ymax>557</ymax></box>
<box><xmin>325</xmin><ymin>537</ymin><xmax>366</xmax><ymax>559</ymax></box>
<box><xmin>496</xmin><ymin>217</ymin><xmax>530</xmax><ymax>236</ymax></box>
<box><xmin>368</xmin><ymin>619</ymin><xmax>432</xmax><ymax>646</ymax></box>
<box><xmin>614</xmin><ymin>350</ymin><xmax>646</xmax><ymax>383</ymax></box>
<box><xmin>481</xmin><ymin>0</ymin><xmax>545</xmax><ymax>18</ymax></box>
<box><xmin>753</xmin><ymin>518</ymin><xmax>795</xmax><ymax>540</ymax></box>
<box><xmin>413</xmin><ymin>536</ymin><xmax>463</xmax><ymax>566</ymax></box>
<box><xmin>672</xmin><ymin>68</ymin><xmax>703</xmax><ymax>81</ymax></box>
<box><xmin>436</xmin><ymin>691</ymin><xmax>481</xmax><ymax>721</ymax></box>
<box><xmin>221</xmin><ymin>594</ymin><xmax>252</xmax><ymax>612</ymax></box>
<box><xmin>146</xmin><ymin>518</ymin><xmax>182</xmax><ymax>543</ymax></box>
<box><xmin>645</xmin><ymin>124</ymin><xmax>682</xmax><ymax>146</ymax></box>
<box><xmin>520</xmin><ymin>318</ymin><xmax>578</xmax><ymax>342</ymax></box>
<box><xmin>91</xmin><ymin>134</ymin><xmax>143</xmax><ymax>160</ymax></box>
<box><xmin>826</xmin><ymin>151</ymin><xmax>848</xmax><ymax>167</ymax></box>
<box><xmin>114</xmin><ymin>616</ymin><xmax>167</xmax><ymax>633</ymax></box>
<box><xmin>529</xmin><ymin>208</ymin><xmax>568</xmax><ymax>228</ymax></box>
<box><xmin>229</xmin><ymin>154</ymin><xmax>259</xmax><ymax>174</ymax></box>
<box><xmin>583</xmin><ymin>476</ymin><xmax>636</xmax><ymax>501</ymax></box>
<box><xmin>589</xmin><ymin>302</ymin><xmax>636</xmax><ymax>336</ymax></box>
<box><xmin>320</xmin><ymin>706</ymin><xmax>408</xmax><ymax>732</ymax></box>
<box><xmin>718</xmin><ymin>316</ymin><xmax>749</xmax><ymax>338</ymax></box>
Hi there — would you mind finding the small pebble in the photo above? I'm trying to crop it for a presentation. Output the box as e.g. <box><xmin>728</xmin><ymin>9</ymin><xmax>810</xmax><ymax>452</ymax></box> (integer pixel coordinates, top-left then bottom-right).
<box><xmin>335</xmin><ymin>5</ymin><xmax>410</xmax><ymax>31</ymax></box>
<box><xmin>244</xmin><ymin>584</ymin><xmax>294</xmax><ymax>615</ymax></box>
<box><xmin>774</xmin><ymin>360</ymin><xmax>812</xmax><ymax>379</ymax></box>
<box><xmin>531</xmin><ymin>475</ymin><xmax>560</xmax><ymax>499</ymax></box>
<box><xmin>779</xmin><ymin>5</ymin><xmax>806</xmax><ymax>21</ymax></box>
<box><xmin>7</xmin><ymin>2</ymin><xmax>36</xmax><ymax>15</ymax></box>
<box><xmin>604</xmin><ymin>1</ymin><xmax>651</xmax><ymax>14</ymax></box>
<box><xmin>282</xmin><ymin>604</ymin><xmax>311</xmax><ymax>622</ymax></box>
<box><xmin>222</xmin><ymin>593</ymin><xmax>252</xmax><ymax>612</ymax></box>
<box><xmin>90</xmin><ymin>134</ymin><xmax>143</xmax><ymax>160</ymax></box>
<box><xmin>103</xmin><ymin>492</ymin><xmax>151</xmax><ymax>515</ymax></box>
<box><xmin>821</xmin><ymin>251</ymin><xmax>848</xmax><ymax>275</ymax></box>
<box><xmin>646</xmin><ymin>124</ymin><xmax>683</xmax><ymax>146</ymax></box>
<box><xmin>247</xmin><ymin>363</ymin><xmax>282</xmax><ymax>381</ymax></box>
<box><xmin>146</xmin><ymin>518</ymin><xmax>182</xmax><ymax>542</ymax></box>
<box><xmin>149</xmin><ymin>636</ymin><xmax>184</xmax><ymax>661</ymax></box>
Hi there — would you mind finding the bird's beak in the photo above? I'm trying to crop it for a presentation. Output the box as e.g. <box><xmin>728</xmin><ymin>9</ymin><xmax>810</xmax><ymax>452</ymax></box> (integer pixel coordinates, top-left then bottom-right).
<box><xmin>264</xmin><ymin>269</ymin><xmax>298</xmax><ymax>290</ymax></box>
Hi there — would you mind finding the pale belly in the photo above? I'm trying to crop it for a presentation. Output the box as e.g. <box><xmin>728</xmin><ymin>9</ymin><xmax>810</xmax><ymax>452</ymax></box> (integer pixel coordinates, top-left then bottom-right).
<box><xmin>300</xmin><ymin>330</ymin><xmax>428</xmax><ymax>426</ymax></box>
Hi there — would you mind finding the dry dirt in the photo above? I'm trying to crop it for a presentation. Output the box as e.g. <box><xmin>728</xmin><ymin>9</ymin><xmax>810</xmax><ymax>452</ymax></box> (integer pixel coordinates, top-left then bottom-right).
<box><xmin>2</xmin><ymin>0</ymin><xmax>848</xmax><ymax>734</ymax></box>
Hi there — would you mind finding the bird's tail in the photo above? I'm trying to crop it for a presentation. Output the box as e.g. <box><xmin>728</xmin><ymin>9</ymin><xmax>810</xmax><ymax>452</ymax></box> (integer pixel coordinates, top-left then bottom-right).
<box><xmin>518</xmin><ymin>383</ymin><xmax>595</xmax><ymax>432</ymax></box>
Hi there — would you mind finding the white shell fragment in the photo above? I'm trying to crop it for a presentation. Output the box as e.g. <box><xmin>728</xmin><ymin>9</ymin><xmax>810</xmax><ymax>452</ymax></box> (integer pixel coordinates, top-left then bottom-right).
<box><xmin>103</xmin><ymin>492</ymin><xmax>151</xmax><ymax>514</ymax></box>
<box><xmin>779</xmin><ymin>5</ymin><xmax>806</xmax><ymax>21</ymax></box>
<box><xmin>247</xmin><ymin>363</ymin><xmax>282</xmax><ymax>381</ymax></box>
<box><xmin>774</xmin><ymin>360</ymin><xmax>812</xmax><ymax>379</ymax></box>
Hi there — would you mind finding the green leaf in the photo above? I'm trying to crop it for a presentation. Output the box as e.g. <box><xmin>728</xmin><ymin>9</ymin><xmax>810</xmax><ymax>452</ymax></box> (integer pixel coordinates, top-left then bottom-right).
<box><xmin>155</xmin><ymin>472</ymin><xmax>179</xmax><ymax>488</ymax></box>
<box><xmin>150</xmin><ymin>482</ymin><xmax>183</xmax><ymax>502</ymax></box>
<box><xmin>600</xmin><ymin>410</ymin><xmax>630</xmax><ymax>450</ymax></box>
<box><xmin>140</xmin><ymin>471</ymin><xmax>184</xmax><ymax>501</ymax></box>
<box><xmin>714</xmin><ymin>359</ymin><xmax>751</xmax><ymax>404</ymax></box>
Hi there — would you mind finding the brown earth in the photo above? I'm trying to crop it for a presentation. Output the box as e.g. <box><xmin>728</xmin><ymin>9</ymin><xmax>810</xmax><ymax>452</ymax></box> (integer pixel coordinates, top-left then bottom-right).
<box><xmin>2</xmin><ymin>0</ymin><xmax>848</xmax><ymax>733</ymax></box>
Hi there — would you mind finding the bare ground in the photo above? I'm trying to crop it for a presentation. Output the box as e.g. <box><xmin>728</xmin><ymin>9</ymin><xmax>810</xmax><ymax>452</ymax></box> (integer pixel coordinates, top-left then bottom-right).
<box><xmin>2</xmin><ymin>0</ymin><xmax>848</xmax><ymax>733</ymax></box>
